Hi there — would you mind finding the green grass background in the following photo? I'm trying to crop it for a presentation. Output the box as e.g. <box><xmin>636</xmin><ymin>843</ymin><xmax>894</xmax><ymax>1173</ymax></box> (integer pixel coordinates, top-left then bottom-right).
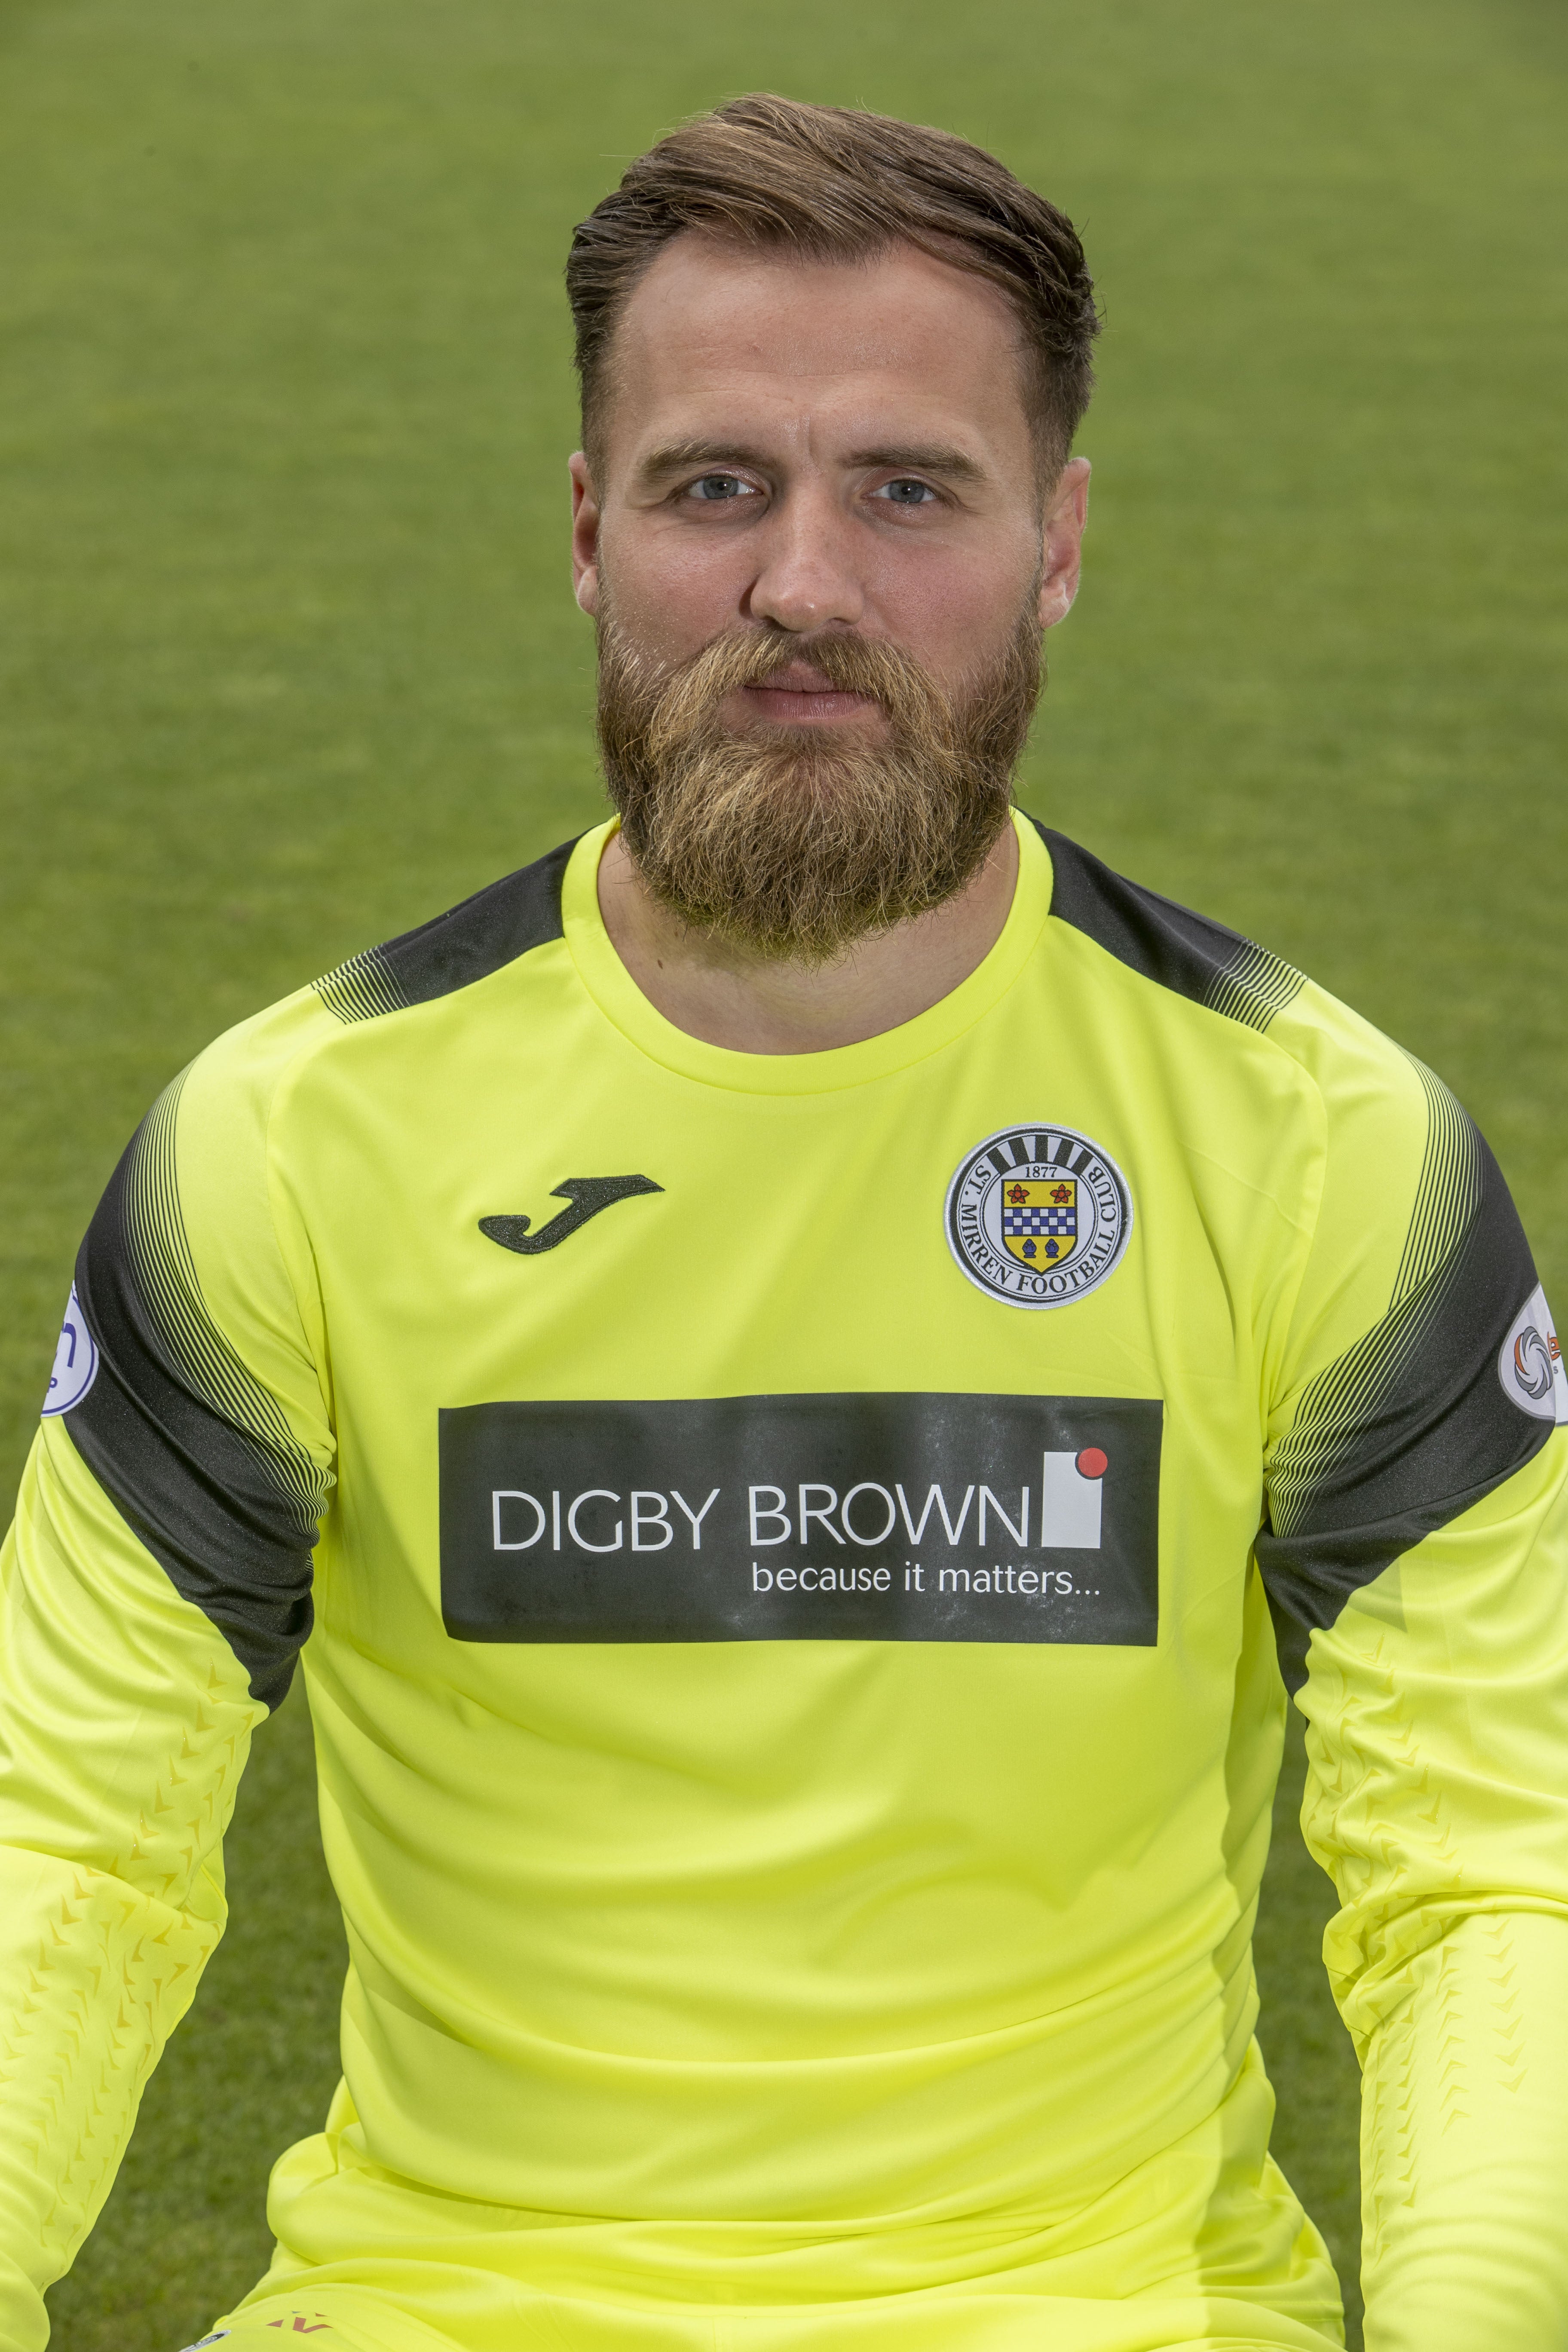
<box><xmin>1</xmin><ymin>0</ymin><xmax>1564</xmax><ymax>2345</ymax></box>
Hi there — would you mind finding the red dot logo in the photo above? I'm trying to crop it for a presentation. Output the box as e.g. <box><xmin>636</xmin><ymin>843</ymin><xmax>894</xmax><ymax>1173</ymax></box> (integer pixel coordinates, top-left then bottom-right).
<box><xmin>1075</xmin><ymin>1447</ymin><xmax>1109</xmax><ymax>1480</ymax></box>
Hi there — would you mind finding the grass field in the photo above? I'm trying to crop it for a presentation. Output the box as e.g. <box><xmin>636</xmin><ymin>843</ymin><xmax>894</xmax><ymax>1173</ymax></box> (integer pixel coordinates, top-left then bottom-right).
<box><xmin>2</xmin><ymin>2</ymin><xmax>1565</xmax><ymax>2347</ymax></box>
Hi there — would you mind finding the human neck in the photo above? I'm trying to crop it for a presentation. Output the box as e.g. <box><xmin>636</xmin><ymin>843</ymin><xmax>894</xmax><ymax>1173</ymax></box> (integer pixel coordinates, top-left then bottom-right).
<box><xmin>594</xmin><ymin>818</ymin><xmax>1020</xmax><ymax>1054</ymax></box>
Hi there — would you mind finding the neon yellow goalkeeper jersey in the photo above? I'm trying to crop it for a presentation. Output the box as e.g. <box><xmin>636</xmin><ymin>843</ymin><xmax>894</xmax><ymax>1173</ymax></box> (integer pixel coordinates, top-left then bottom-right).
<box><xmin>4</xmin><ymin>814</ymin><xmax>1568</xmax><ymax>2352</ymax></box>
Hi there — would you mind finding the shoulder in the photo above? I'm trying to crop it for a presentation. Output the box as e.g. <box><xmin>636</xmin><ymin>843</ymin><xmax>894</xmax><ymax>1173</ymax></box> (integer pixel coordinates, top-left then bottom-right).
<box><xmin>1039</xmin><ymin>822</ymin><xmax>1306</xmax><ymax>1035</ymax></box>
<box><xmin>1037</xmin><ymin>819</ymin><xmax>1430</xmax><ymax>1152</ymax></box>
<box><xmin>1036</xmin><ymin>833</ymin><xmax>1536</xmax><ymax>1381</ymax></box>
<box><xmin>311</xmin><ymin>835</ymin><xmax>575</xmax><ymax>1027</ymax></box>
<box><xmin>180</xmin><ymin>834</ymin><xmax>581</xmax><ymax>1139</ymax></box>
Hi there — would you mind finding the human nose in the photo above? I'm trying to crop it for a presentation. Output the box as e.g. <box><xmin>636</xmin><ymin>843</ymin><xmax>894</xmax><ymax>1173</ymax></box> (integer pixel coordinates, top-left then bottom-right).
<box><xmin>744</xmin><ymin>483</ymin><xmax>866</xmax><ymax>634</ymax></box>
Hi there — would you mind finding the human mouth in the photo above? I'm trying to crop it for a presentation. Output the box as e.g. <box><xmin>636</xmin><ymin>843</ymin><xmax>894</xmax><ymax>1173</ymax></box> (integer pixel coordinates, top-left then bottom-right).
<box><xmin>737</xmin><ymin>662</ymin><xmax>883</xmax><ymax>727</ymax></box>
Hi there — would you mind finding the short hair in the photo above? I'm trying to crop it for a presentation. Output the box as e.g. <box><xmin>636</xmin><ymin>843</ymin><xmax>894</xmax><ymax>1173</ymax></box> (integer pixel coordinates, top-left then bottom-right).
<box><xmin>566</xmin><ymin>94</ymin><xmax>1099</xmax><ymax>483</ymax></box>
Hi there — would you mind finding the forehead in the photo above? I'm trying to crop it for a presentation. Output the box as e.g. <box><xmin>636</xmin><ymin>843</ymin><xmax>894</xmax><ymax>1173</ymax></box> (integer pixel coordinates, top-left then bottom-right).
<box><xmin>598</xmin><ymin>235</ymin><xmax>1032</xmax><ymax>475</ymax></box>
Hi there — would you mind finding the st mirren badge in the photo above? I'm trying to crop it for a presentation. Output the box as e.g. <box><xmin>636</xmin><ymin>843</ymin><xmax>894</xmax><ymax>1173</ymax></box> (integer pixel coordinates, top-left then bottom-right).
<box><xmin>946</xmin><ymin>1125</ymin><xmax>1132</xmax><ymax>1310</ymax></box>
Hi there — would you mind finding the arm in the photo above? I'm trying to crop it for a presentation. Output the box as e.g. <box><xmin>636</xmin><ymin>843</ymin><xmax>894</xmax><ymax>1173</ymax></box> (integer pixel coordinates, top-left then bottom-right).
<box><xmin>1301</xmin><ymin>1446</ymin><xmax>1568</xmax><ymax>2349</ymax></box>
<box><xmin>0</xmin><ymin>1426</ymin><xmax>265</xmax><ymax>2352</ymax></box>
<box><xmin>0</xmin><ymin>1025</ymin><xmax>334</xmax><ymax>2352</ymax></box>
<box><xmin>1255</xmin><ymin>1023</ymin><xmax>1568</xmax><ymax>2348</ymax></box>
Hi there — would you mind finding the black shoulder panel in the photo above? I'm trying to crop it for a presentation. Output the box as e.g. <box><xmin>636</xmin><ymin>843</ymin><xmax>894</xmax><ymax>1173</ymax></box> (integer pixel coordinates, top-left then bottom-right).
<box><xmin>1256</xmin><ymin>1068</ymin><xmax>1549</xmax><ymax>1690</ymax></box>
<box><xmin>1036</xmin><ymin>822</ymin><xmax>1305</xmax><ymax>1032</ymax></box>
<box><xmin>64</xmin><ymin>1077</ymin><xmax>330</xmax><ymax>1711</ymax></box>
<box><xmin>315</xmin><ymin>837</ymin><xmax>576</xmax><ymax>1026</ymax></box>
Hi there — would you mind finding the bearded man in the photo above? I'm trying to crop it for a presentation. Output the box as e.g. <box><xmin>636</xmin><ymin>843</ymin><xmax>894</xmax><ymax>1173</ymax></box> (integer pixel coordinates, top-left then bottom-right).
<box><xmin>3</xmin><ymin>93</ymin><xmax>1567</xmax><ymax>2352</ymax></box>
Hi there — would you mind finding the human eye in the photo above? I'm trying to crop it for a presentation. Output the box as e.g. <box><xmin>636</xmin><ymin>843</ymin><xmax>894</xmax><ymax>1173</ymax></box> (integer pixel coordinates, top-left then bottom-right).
<box><xmin>683</xmin><ymin>473</ymin><xmax>759</xmax><ymax>504</ymax></box>
<box><xmin>871</xmin><ymin>476</ymin><xmax>940</xmax><ymax>508</ymax></box>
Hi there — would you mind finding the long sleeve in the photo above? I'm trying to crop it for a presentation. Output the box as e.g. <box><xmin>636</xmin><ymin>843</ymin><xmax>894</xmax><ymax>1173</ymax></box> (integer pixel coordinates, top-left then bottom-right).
<box><xmin>0</xmin><ymin>1427</ymin><xmax>264</xmax><ymax>2352</ymax></box>
<box><xmin>1300</xmin><ymin>1444</ymin><xmax>1568</xmax><ymax>2348</ymax></box>
<box><xmin>0</xmin><ymin>1005</ymin><xmax>337</xmax><ymax>2352</ymax></box>
<box><xmin>1253</xmin><ymin>1005</ymin><xmax>1568</xmax><ymax>2346</ymax></box>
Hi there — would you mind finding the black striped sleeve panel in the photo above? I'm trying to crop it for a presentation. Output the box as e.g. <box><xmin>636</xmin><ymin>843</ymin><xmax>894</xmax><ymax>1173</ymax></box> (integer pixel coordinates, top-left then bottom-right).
<box><xmin>1256</xmin><ymin>1063</ymin><xmax>1548</xmax><ymax>1689</ymax></box>
<box><xmin>65</xmin><ymin>1072</ymin><xmax>331</xmax><ymax>1711</ymax></box>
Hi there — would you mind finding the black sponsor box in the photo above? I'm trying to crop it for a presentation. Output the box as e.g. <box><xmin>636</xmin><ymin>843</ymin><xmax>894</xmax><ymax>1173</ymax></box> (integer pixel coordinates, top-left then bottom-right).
<box><xmin>440</xmin><ymin>1392</ymin><xmax>1161</xmax><ymax>1646</ymax></box>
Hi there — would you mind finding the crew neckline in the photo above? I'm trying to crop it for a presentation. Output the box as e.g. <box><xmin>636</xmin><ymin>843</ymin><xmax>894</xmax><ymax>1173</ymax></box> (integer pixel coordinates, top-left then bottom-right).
<box><xmin>561</xmin><ymin>811</ymin><xmax>1055</xmax><ymax>1096</ymax></box>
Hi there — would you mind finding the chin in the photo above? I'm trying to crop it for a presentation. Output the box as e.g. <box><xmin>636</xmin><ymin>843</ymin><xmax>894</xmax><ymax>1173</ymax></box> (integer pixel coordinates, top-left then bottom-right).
<box><xmin>728</xmin><ymin>714</ymin><xmax>892</xmax><ymax>748</ymax></box>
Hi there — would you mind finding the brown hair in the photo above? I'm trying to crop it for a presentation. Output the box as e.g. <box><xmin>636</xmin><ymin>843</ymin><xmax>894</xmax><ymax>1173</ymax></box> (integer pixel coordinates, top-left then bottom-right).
<box><xmin>566</xmin><ymin>94</ymin><xmax>1099</xmax><ymax>481</ymax></box>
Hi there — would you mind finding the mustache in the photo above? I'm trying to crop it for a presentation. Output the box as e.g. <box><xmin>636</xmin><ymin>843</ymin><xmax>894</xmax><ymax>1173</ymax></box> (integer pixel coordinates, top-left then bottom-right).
<box><xmin>623</xmin><ymin>626</ymin><xmax>959</xmax><ymax>766</ymax></box>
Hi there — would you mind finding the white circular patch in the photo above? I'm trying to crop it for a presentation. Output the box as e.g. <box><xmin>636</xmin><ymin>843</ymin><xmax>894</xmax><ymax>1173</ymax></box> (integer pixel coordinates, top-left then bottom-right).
<box><xmin>41</xmin><ymin>1283</ymin><xmax>98</xmax><ymax>1416</ymax></box>
<box><xmin>946</xmin><ymin>1124</ymin><xmax>1133</xmax><ymax>1310</ymax></box>
<box><xmin>1498</xmin><ymin>1283</ymin><xmax>1568</xmax><ymax>1424</ymax></box>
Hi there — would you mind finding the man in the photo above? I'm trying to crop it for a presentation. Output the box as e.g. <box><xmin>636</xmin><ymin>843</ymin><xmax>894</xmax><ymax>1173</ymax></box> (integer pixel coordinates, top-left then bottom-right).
<box><xmin>1</xmin><ymin>92</ymin><xmax>1565</xmax><ymax>2352</ymax></box>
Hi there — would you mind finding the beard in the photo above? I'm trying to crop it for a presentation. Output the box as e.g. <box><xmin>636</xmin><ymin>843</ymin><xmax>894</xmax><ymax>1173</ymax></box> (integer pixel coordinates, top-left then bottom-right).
<box><xmin>594</xmin><ymin>593</ymin><xmax>1043</xmax><ymax>965</ymax></box>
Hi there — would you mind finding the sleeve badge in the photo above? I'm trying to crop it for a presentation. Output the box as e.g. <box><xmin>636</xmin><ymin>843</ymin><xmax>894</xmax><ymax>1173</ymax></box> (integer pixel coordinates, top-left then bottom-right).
<box><xmin>1498</xmin><ymin>1283</ymin><xmax>1568</xmax><ymax>1424</ymax></box>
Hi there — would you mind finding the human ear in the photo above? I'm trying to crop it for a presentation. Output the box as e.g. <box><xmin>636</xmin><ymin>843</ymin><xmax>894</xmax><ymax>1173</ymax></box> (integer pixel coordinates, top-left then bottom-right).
<box><xmin>1038</xmin><ymin>456</ymin><xmax>1091</xmax><ymax>630</ymax></box>
<box><xmin>570</xmin><ymin>452</ymin><xmax>601</xmax><ymax>616</ymax></box>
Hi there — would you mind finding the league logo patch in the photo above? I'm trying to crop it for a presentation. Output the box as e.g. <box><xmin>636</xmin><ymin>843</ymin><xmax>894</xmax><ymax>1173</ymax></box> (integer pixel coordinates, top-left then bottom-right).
<box><xmin>40</xmin><ymin>1283</ymin><xmax>98</xmax><ymax>1417</ymax></box>
<box><xmin>946</xmin><ymin>1125</ymin><xmax>1131</xmax><ymax>1310</ymax></box>
<box><xmin>1498</xmin><ymin>1283</ymin><xmax>1568</xmax><ymax>1425</ymax></box>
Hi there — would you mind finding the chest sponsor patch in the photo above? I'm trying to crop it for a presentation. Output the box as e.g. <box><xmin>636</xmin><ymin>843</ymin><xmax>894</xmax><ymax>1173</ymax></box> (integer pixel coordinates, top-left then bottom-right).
<box><xmin>946</xmin><ymin>1125</ymin><xmax>1132</xmax><ymax>1309</ymax></box>
<box><xmin>440</xmin><ymin>1391</ymin><xmax>1161</xmax><ymax>1645</ymax></box>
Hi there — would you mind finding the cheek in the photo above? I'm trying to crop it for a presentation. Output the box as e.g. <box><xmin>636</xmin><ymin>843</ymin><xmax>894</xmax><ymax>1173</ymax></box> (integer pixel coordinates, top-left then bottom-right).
<box><xmin>598</xmin><ymin>518</ymin><xmax>755</xmax><ymax>664</ymax></box>
<box><xmin>866</xmin><ymin>538</ymin><xmax>1038</xmax><ymax>668</ymax></box>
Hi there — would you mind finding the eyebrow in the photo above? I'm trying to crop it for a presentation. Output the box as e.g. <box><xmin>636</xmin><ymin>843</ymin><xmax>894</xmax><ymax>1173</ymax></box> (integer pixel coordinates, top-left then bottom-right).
<box><xmin>635</xmin><ymin>439</ymin><xmax>776</xmax><ymax>483</ymax></box>
<box><xmin>634</xmin><ymin>437</ymin><xmax>989</xmax><ymax>486</ymax></box>
<box><xmin>844</xmin><ymin>442</ymin><xmax>988</xmax><ymax>484</ymax></box>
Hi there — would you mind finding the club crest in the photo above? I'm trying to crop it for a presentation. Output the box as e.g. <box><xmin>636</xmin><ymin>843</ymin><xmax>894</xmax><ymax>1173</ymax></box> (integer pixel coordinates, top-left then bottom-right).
<box><xmin>1001</xmin><ymin>1176</ymin><xmax>1078</xmax><ymax>1272</ymax></box>
<box><xmin>946</xmin><ymin>1126</ymin><xmax>1131</xmax><ymax>1310</ymax></box>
